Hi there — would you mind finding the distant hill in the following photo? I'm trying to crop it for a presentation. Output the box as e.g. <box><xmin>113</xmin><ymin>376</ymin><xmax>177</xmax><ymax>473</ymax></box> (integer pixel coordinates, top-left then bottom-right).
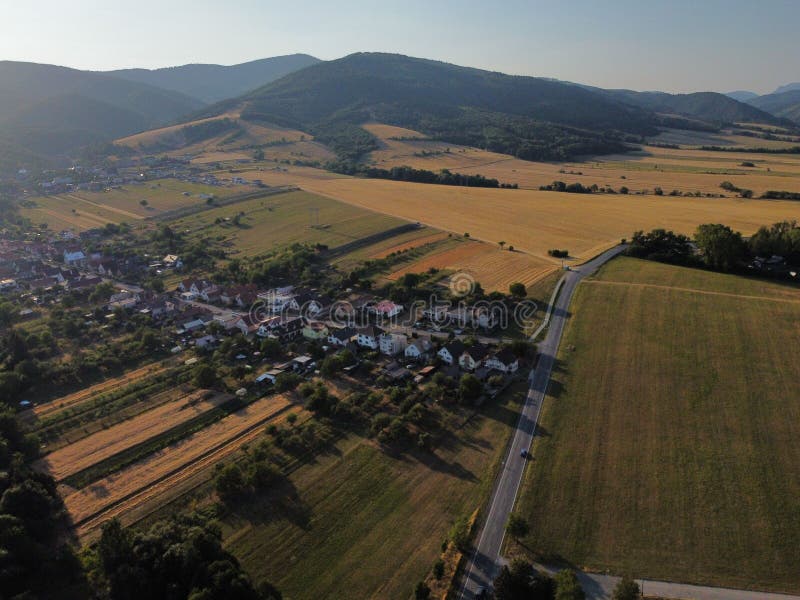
<box><xmin>190</xmin><ymin>52</ymin><xmax>658</xmax><ymax>161</ymax></box>
<box><xmin>773</xmin><ymin>82</ymin><xmax>800</xmax><ymax>95</ymax></box>
<box><xmin>726</xmin><ymin>90</ymin><xmax>758</xmax><ymax>102</ymax></box>
<box><xmin>599</xmin><ymin>89</ymin><xmax>786</xmax><ymax>127</ymax></box>
<box><xmin>748</xmin><ymin>90</ymin><xmax>800</xmax><ymax>124</ymax></box>
<box><xmin>109</xmin><ymin>54</ymin><xmax>321</xmax><ymax>103</ymax></box>
<box><xmin>0</xmin><ymin>61</ymin><xmax>204</xmax><ymax>169</ymax></box>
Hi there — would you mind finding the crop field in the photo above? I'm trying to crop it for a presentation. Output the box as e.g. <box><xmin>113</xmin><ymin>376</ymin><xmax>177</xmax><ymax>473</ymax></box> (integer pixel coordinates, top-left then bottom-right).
<box><xmin>66</xmin><ymin>394</ymin><xmax>293</xmax><ymax>539</ymax></box>
<box><xmin>278</xmin><ymin>175</ymin><xmax>800</xmax><ymax>265</ymax></box>
<box><xmin>19</xmin><ymin>179</ymin><xmax>245</xmax><ymax>231</ymax></box>
<box><xmin>516</xmin><ymin>257</ymin><xmax>800</xmax><ymax>593</ymax></box>
<box><xmin>384</xmin><ymin>238</ymin><xmax>558</xmax><ymax>291</ymax></box>
<box><xmin>35</xmin><ymin>390</ymin><xmax>226</xmax><ymax>482</ymax></box>
<box><xmin>168</xmin><ymin>189</ymin><xmax>414</xmax><ymax>258</ymax></box>
<box><xmin>222</xmin><ymin>382</ymin><xmax>529</xmax><ymax>600</ymax></box>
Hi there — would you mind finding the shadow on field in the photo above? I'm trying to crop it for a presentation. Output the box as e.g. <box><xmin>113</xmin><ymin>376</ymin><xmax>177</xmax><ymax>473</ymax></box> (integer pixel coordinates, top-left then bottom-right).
<box><xmin>232</xmin><ymin>477</ymin><xmax>312</xmax><ymax>530</ymax></box>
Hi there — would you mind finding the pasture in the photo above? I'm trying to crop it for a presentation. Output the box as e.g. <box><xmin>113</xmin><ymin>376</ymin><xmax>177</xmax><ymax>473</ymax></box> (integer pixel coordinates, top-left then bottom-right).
<box><xmin>516</xmin><ymin>257</ymin><xmax>800</xmax><ymax>593</ymax></box>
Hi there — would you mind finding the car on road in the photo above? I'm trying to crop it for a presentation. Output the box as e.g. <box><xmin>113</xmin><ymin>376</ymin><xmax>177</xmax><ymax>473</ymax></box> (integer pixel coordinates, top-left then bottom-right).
<box><xmin>520</xmin><ymin>449</ymin><xmax>528</xmax><ymax>459</ymax></box>
<box><xmin>476</xmin><ymin>586</ymin><xmax>489</xmax><ymax>599</ymax></box>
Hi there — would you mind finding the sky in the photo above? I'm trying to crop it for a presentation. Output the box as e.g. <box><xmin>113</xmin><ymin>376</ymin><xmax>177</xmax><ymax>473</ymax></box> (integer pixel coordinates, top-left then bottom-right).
<box><xmin>2</xmin><ymin>0</ymin><xmax>798</xmax><ymax>94</ymax></box>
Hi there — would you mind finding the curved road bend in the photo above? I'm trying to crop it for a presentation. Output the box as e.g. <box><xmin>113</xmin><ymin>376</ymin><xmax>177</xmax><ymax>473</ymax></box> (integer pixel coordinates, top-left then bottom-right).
<box><xmin>459</xmin><ymin>245</ymin><xmax>626</xmax><ymax>599</ymax></box>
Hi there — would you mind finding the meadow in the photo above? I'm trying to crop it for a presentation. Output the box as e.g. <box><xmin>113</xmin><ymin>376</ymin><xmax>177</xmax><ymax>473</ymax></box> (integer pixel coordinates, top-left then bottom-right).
<box><xmin>516</xmin><ymin>257</ymin><xmax>800</xmax><ymax>593</ymax></box>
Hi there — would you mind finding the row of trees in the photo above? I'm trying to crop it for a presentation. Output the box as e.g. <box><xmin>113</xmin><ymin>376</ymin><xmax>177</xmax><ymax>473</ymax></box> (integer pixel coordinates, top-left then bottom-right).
<box><xmin>328</xmin><ymin>162</ymin><xmax>518</xmax><ymax>188</ymax></box>
<box><xmin>628</xmin><ymin>220</ymin><xmax>800</xmax><ymax>272</ymax></box>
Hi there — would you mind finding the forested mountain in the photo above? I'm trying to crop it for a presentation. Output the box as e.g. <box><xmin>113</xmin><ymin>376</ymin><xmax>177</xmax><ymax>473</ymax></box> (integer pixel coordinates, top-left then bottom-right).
<box><xmin>598</xmin><ymin>89</ymin><xmax>786</xmax><ymax>127</ymax></box>
<box><xmin>110</xmin><ymin>54</ymin><xmax>321</xmax><ymax>103</ymax></box>
<box><xmin>773</xmin><ymin>82</ymin><xmax>800</xmax><ymax>95</ymax></box>
<box><xmin>747</xmin><ymin>90</ymin><xmax>800</xmax><ymax>124</ymax></box>
<box><xmin>726</xmin><ymin>90</ymin><xmax>758</xmax><ymax>102</ymax></box>
<box><xmin>0</xmin><ymin>61</ymin><xmax>204</xmax><ymax>169</ymax></box>
<box><xmin>195</xmin><ymin>52</ymin><xmax>658</xmax><ymax>161</ymax></box>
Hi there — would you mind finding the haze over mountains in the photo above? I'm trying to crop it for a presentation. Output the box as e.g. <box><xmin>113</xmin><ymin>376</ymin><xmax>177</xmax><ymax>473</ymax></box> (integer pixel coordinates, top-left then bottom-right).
<box><xmin>108</xmin><ymin>54</ymin><xmax>321</xmax><ymax>103</ymax></box>
<box><xmin>0</xmin><ymin>51</ymin><xmax>798</xmax><ymax>174</ymax></box>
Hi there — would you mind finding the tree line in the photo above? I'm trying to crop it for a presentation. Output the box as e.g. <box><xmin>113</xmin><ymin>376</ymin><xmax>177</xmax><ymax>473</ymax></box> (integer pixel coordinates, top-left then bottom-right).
<box><xmin>327</xmin><ymin>162</ymin><xmax>518</xmax><ymax>188</ymax></box>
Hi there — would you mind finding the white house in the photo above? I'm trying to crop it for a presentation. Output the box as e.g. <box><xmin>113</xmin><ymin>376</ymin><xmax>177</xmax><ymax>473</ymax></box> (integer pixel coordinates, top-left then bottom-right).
<box><xmin>327</xmin><ymin>326</ymin><xmax>356</xmax><ymax>347</ymax></box>
<box><xmin>485</xmin><ymin>348</ymin><xmax>519</xmax><ymax>373</ymax></box>
<box><xmin>405</xmin><ymin>337</ymin><xmax>434</xmax><ymax>361</ymax></box>
<box><xmin>371</xmin><ymin>300</ymin><xmax>403</xmax><ymax>319</ymax></box>
<box><xmin>379</xmin><ymin>332</ymin><xmax>407</xmax><ymax>356</ymax></box>
<box><xmin>255</xmin><ymin>368</ymin><xmax>285</xmax><ymax>384</ymax></box>
<box><xmin>356</xmin><ymin>326</ymin><xmax>382</xmax><ymax>350</ymax></box>
<box><xmin>63</xmin><ymin>249</ymin><xmax>86</xmax><ymax>266</ymax></box>
<box><xmin>438</xmin><ymin>340</ymin><xmax>465</xmax><ymax>365</ymax></box>
<box><xmin>162</xmin><ymin>254</ymin><xmax>183</xmax><ymax>269</ymax></box>
<box><xmin>458</xmin><ymin>344</ymin><xmax>490</xmax><ymax>371</ymax></box>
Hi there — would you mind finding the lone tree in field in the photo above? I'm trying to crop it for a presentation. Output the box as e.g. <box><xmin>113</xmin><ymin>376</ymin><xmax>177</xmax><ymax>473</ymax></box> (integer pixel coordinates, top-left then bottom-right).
<box><xmin>414</xmin><ymin>581</ymin><xmax>431</xmax><ymax>600</ymax></box>
<box><xmin>139</xmin><ymin>199</ymin><xmax>148</xmax><ymax>207</ymax></box>
<box><xmin>506</xmin><ymin>513</ymin><xmax>529</xmax><ymax>539</ymax></box>
<box><xmin>499</xmin><ymin>241</ymin><xmax>506</xmax><ymax>249</ymax></box>
<box><xmin>555</xmin><ymin>570</ymin><xmax>585</xmax><ymax>600</ymax></box>
<box><xmin>612</xmin><ymin>576</ymin><xmax>641</xmax><ymax>600</ymax></box>
<box><xmin>509</xmin><ymin>282</ymin><xmax>526</xmax><ymax>298</ymax></box>
<box><xmin>193</xmin><ymin>364</ymin><xmax>217</xmax><ymax>389</ymax></box>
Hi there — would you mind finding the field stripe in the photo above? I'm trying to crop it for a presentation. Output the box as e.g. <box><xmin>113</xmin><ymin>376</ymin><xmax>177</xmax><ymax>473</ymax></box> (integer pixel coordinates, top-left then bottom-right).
<box><xmin>583</xmin><ymin>279</ymin><xmax>800</xmax><ymax>304</ymax></box>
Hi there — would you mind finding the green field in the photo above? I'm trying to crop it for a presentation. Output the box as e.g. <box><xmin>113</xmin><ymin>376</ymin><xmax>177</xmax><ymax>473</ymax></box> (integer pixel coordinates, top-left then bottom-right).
<box><xmin>222</xmin><ymin>384</ymin><xmax>528</xmax><ymax>599</ymax></box>
<box><xmin>169</xmin><ymin>189</ymin><xmax>414</xmax><ymax>258</ymax></box>
<box><xmin>20</xmin><ymin>179</ymin><xmax>241</xmax><ymax>231</ymax></box>
<box><xmin>516</xmin><ymin>257</ymin><xmax>800</xmax><ymax>592</ymax></box>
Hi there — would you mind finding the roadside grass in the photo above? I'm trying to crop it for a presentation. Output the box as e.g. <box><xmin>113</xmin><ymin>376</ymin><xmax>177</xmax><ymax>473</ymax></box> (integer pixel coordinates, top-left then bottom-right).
<box><xmin>221</xmin><ymin>381</ymin><xmax>529</xmax><ymax>600</ymax></box>
<box><xmin>516</xmin><ymin>256</ymin><xmax>800</xmax><ymax>593</ymax></box>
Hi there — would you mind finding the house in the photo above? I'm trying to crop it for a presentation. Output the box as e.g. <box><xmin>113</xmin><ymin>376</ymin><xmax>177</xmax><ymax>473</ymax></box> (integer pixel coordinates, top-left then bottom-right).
<box><xmin>258</xmin><ymin>316</ymin><xmax>303</xmax><ymax>342</ymax></box>
<box><xmin>162</xmin><ymin>254</ymin><xmax>183</xmax><ymax>269</ymax></box>
<box><xmin>108</xmin><ymin>291</ymin><xmax>139</xmax><ymax>311</ymax></box>
<box><xmin>302</xmin><ymin>320</ymin><xmax>329</xmax><ymax>341</ymax></box>
<box><xmin>292</xmin><ymin>355</ymin><xmax>315</xmax><ymax>371</ymax></box>
<box><xmin>66</xmin><ymin>275</ymin><xmax>102</xmax><ymax>291</ymax></box>
<box><xmin>383</xmin><ymin>361</ymin><xmax>412</xmax><ymax>381</ymax></box>
<box><xmin>0</xmin><ymin>278</ymin><xmax>18</xmax><ymax>293</ymax></box>
<box><xmin>405</xmin><ymin>337</ymin><xmax>435</xmax><ymax>361</ymax></box>
<box><xmin>289</xmin><ymin>292</ymin><xmax>327</xmax><ymax>316</ymax></box>
<box><xmin>485</xmin><ymin>347</ymin><xmax>519</xmax><ymax>373</ymax></box>
<box><xmin>327</xmin><ymin>326</ymin><xmax>356</xmax><ymax>347</ymax></box>
<box><xmin>256</xmin><ymin>286</ymin><xmax>294</xmax><ymax>313</ymax></box>
<box><xmin>255</xmin><ymin>368</ymin><xmax>285</xmax><ymax>384</ymax></box>
<box><xmin>459</xmin><ymin>344</ymin><xmax>490</xmax><ymax>371</ymax></box>
<box><xmin>355</xmin><ymin>326</ymin><xmax>382</xmax><ymax>349</ymax></box>
<box><xmin>235</xmin><ymin>314</ymin><xmax>261</xmax><ymax>336</ymax></box>
<box><xmin>214</xmin><ymin>312</ymin><xmax>244</xmax><ymax>332</ymax></box>
<box><xmin>438</xmin><ymin>340</ymin><xmax>465</xmax><ymax>365</ymax></box>
<box><xmin>63</xmin><ymin>248</ymin><xmax>86</xmax><ymax>266</ymax></box>
<box><xmin>195</xmin><ymin>334</ymin><xmax>218</xmax><ymax>349</ymax></box>
<box><xmin>199</xmin><ymin>284</ymin><xmax>221</xmax><ymax>303</ymax></box>
<box><xmin>371</xmin><ymin>300</ymin><xmax>403</xmax><ymax>319</ymax></box>
<box><xmin>379</xmin><ymin>332</ymin><xmax>407</xmax><ymax>356</ymax></box>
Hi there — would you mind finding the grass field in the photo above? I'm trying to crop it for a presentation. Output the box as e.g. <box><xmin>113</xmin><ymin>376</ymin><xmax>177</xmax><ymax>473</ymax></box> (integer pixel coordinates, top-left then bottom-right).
<box><xmin>20</xmin><ymin>179</ymin><xmax>246</xmax><ymax>231</ymax></box>
<box><xmin>168</xmin><ymin>189</ymin><xmax>414</xmax><ymax>258</ymax></box>
<box><xmin>516</xmin><ymin>257</ymin><xmax>800</xmax><ymax>593</ymax></box>
<box><xmin>222</xmin><ymin>383</ymin><xmax>528</xmax><ymax>600</ymax></box>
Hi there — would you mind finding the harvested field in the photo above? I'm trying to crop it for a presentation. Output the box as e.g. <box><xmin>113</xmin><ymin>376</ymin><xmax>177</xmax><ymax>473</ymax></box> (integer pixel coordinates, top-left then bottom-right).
<box><xmin>35</xmin><ymin>390</ymin><xmax>227</xmax><ymax>482</ymax></box>
<box><xmin>387</xmin><ymin>241</ymin><xmax>557</xmax><ymax>292</ymax></box>
<box><xmin>368</xmin><ymin>231</ymin><xmax>449</xmax><ymax>258</ymax></box>
<box><xmin>66</xmin><ymin>394</ymin><xmax>293</xmax><ymax>537</ymax></box>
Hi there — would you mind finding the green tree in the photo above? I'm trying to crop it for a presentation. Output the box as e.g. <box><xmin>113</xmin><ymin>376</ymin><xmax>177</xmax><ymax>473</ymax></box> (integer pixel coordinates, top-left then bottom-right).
<box><xmin>694</xmin><ymin>223</ymin><xmax>746</xmax><ymax>272</ymax></box>
<box><xmin>506</xmin><ymin>513</ymin><xmax>529</xmax><ymax>539</ymax></box>
<box><xmin>509</xmin><ymin>282</ymin><xmax>526</xmax><ymax>297</ymax></box>
<box><xmin>555</xmin><ymin>570</ymin><xmax>585</xmax><ymax>600</ymax></box>
<box><xmin>193</xmin><ymin>364</ymin><xmax>217</xmax><ymax>389</ymax></box>
<box><xmin>215</xmin><ymin>463</ymin><xmax>247</xmax><ymax>502</ymax></box>
<box><xmin>458</xmin><ymin>373</ymin><xmax>483</xmax><ymax>403</ymax></box>
<box><xmin>414</xmin><ymin>581</ymin><xmax>431</xmax><ymax>599</ymax></box>
<box><xmin>612</xmin><ymin>576</ymin><xmax>640</xmax><ymax>600</ymax></box>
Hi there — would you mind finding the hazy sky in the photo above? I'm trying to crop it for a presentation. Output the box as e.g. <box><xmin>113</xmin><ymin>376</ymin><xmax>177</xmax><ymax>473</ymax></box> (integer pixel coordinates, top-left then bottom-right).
<box><xmin>2</xmin><ymin>0</ymin><xmax>798</xmax><ymax>94</ymax></box>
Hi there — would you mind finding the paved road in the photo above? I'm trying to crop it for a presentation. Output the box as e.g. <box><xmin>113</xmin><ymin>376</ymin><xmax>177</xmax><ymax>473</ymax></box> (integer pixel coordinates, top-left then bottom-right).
<box><xmin>459</xmin><ymin>245</ymin><xmax>626</xmax><ymax>599</ymax></box>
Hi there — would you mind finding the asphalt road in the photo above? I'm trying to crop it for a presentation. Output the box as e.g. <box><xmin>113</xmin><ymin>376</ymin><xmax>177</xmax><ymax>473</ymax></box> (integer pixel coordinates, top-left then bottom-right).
<box><xmin>458</xmin><ymin>245</ymin><xmax>626</xmax><ymax>599</ymax></box>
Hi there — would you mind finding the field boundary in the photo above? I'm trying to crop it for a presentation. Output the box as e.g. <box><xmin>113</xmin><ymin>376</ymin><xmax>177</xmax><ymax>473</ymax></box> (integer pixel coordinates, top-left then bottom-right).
<box><xmin>149</xmin><ymin>186</ymin><xmax>298</xmax><ymax>222</ymax></box>
<box><xmin>583</xmin><ymin>279</ymin><xmax>800</xmax><ymax>304</ymax></box>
